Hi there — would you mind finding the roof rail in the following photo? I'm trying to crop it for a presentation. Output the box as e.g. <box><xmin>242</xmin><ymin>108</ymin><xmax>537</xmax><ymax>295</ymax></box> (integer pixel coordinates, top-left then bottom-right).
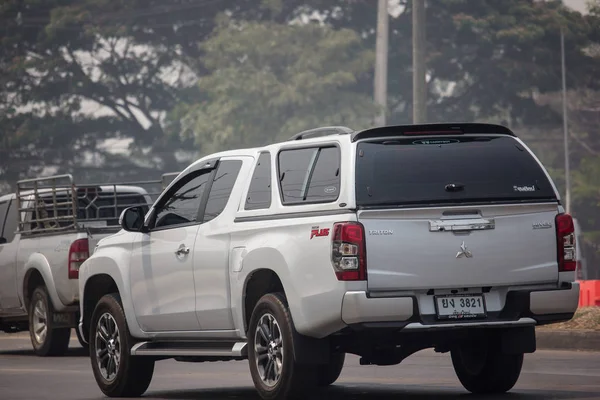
<box><xmin>289</xmin><ymin>126</ymin><xmax>354</xmax><ymax>141</ymax></box>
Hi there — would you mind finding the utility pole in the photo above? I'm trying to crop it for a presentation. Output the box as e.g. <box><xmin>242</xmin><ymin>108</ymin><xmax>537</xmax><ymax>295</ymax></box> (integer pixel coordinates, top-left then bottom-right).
<box><xmin>374</xmin><ymin>0</ymin><xmax>388</xmax><ymax>126</ymax></box>
<box><xmin>561</xmin><ymin>27</ymin><xmax>571</xmax><ymax>214</ymax></box>
<box><xmin>412</xmin><ymin>0</ymin><xmax>426</xmax><ymax>123</ymax></box>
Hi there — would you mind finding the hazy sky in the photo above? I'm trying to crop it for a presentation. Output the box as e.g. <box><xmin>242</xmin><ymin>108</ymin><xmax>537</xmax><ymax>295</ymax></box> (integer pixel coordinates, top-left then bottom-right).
<box><xmin>563</xmin><ymin>0</ymin><xmax>589</xmax><ymax>14</ymax></box>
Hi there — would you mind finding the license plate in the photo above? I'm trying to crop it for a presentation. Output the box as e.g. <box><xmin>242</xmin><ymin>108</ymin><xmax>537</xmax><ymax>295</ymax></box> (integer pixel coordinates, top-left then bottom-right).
<box><xmin>434</xmin><ymin>294</ymin><xmax>486</xmax><ymax>320</ymax></box>
<box><xmin>52</xmin><ymin>312</ymin><xmax>76</xmax><ymax>327</ymax></box>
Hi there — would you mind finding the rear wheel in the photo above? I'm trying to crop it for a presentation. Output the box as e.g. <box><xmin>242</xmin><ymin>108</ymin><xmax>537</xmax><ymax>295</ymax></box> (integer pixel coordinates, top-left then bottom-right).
<box><xmin>317</xmin><ymin>352</ymin><xmax>345</xmax><ymax>386</ymax></box>
<box><xmin>89</xmin><ymin>293</ymin><xmax>154</xmax><ymax>397</ymax></box>
<box><xmin>248</xmin><ymin>292</ymin><xmax>318</xmax><ymax>400</ymax></box>
<box><xmin>451</xmin><ymin>339</ymin><xmax>523</xmax><ymax>394</ymax></box>
<box><xmin>28</xmin><ymin>286</ymin><xmax>71</xmax><ymax>357</ymax></box>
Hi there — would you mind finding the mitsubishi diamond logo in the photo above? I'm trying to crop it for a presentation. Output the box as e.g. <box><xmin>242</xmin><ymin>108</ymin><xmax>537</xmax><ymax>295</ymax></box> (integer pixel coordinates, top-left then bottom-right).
<box><xmin>456</xmin><ymin>241</ymin><xmax>473</xmax><ymax>259</ymax></box>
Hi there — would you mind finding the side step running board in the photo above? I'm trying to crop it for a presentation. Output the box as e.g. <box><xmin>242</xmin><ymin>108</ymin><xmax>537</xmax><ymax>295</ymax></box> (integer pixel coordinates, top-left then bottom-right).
<box><xmin>130</xmin><ymin>341</ymin><xmax>248</xmax><ymax>358</ymax></box>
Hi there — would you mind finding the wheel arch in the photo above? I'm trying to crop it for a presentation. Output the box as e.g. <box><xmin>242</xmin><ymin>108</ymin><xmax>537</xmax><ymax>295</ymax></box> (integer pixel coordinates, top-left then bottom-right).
<box><xmin>79</xmin><ymin>249</ymin><xmax>144</xmax><ymax>340</ymax></box>
<box><xmin>23</xmin><ymin>268</ymin><xmax>46</xmax><ymax>311</ymax></box>
<box><xmin>21</xmin><ymin>253</ymin><xmax>63</xmax><ymax>311</ymax></box>
<box><xmin>242</xmin><ymin>268</ymin><xmax>286</xmax><ymax>334</ymax></box>
<box><xmin>81</xmin><ymin>273</ymin><xmax>120</xmax><ymax>343</ymax></box>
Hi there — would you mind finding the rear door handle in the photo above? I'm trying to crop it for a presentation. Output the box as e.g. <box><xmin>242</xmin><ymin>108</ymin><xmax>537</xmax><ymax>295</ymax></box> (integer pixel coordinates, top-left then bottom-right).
<box><xmin>175</xmin><ymin>245</ymin><xmax>190</xmax><ymax>256</ymax></box>
<box><xmin>429</xmin><ymin>218</ymin><xmax>495</xmax><ymax>232</ymax></box>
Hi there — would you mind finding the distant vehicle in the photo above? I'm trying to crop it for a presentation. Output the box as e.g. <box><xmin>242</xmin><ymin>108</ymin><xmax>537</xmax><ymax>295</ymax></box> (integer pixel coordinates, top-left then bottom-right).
<box><xmin>79</xmin><ymin>123</ymin><xmax>579</xmax><ymax>399</ymax></box>
<box><xmin>0</xmin><ymin>174</ymin><xmax>171</xmax><ymax>356</ymax></box>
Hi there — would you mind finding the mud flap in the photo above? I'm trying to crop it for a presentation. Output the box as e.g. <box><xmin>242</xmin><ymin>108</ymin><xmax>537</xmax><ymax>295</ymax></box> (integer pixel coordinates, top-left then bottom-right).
<box><xmin>501</xmin><ymin>326</ymin><xmax>536</xmax><ymax>354</ymax></box>
<box><xmin>292</xmin><ymin>329</ymin><xmax>331</xmax><ymax>364</ymax></box>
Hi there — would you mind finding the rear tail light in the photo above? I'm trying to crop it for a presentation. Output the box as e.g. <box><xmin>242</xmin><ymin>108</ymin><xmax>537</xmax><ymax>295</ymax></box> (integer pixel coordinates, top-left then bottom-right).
<box><xmin>331</xmin><ymin>222</ymin><xmax>366</xmax><ymax>281</ymax></box>
<box><xmin>555</xmin><ymin>213</ymin><xmax>576</xmax><ymax>272</ymax></box>
<box><xmin>68</xmin><ymin>238</ymin><xmax>89</xmax><ymax>279</ymax></box>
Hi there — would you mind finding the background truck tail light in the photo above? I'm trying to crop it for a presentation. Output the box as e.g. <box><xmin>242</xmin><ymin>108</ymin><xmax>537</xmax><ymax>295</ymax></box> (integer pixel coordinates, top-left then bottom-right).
<box><xmin>68</xmin><ymin>238</ymin><xmax>89</xmax><ymax>279</ymax></box>
<box><xmin>331</xmin><ymin>222</ymin><xmax>366</xmax><ymax>281</ymax></box>
<box><xmin>555</xmin><ymin>213</ymin><xmax>576</xmax><ymax>272</ymax></box>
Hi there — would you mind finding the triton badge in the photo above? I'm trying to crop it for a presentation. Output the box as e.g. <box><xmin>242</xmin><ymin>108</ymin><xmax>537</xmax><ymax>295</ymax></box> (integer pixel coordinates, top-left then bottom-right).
<box><xmin>532</xmin><ymin>221</ymin><xmax>552</xmax><ymax>230</ymax></box>
<box><xmin>368</xmin><ymin>229</ymin><xmax>394</xmax><ymax>236</ymax></box>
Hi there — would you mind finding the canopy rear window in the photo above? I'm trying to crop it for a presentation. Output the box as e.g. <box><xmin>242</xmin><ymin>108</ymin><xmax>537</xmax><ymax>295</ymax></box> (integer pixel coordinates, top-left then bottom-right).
<box><xmin>355</xmin><ymin>136</ymin><xmax>557</xmax><ymax>207</ymax></box>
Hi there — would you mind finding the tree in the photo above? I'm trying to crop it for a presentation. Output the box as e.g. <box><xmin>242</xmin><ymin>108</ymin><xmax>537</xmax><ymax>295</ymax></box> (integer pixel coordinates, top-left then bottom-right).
<box><xmin>173</xmin><ymin>18</ymin><xmax>377</xmax><ymax>154</ymax></box>
<box><xmin>290</xmin><ymin>0</ymin><xmax>600</xmax><ymax>125</ymax></box>
<box><xmin>0</xmin><ymin>0</ymin><xmax>194</xmax><ymax>188</ymax></box>
<box><xmin>1</xmin><ymin>0</ymin><xmax>298</xmax><ymax>190</ymax></box>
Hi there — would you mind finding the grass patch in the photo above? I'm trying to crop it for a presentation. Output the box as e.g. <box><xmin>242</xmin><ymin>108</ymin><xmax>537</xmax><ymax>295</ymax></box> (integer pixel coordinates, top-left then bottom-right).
<box><xmin>538</xmin><ymin>307</ymin><xmax>600</xmax><ymax>331</ymax></box>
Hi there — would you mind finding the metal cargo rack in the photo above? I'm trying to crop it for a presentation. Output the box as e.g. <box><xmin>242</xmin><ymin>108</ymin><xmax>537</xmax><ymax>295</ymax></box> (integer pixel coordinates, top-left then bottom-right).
<box><xmin>16</xmin><ymin>173</ymin><xmax>180</xmax><ymax>236</ymax></box>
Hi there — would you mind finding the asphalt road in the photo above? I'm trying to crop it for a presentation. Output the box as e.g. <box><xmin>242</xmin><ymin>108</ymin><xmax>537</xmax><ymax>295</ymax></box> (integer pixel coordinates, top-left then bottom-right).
<box><xmin>1</xmin><ymin>332</ymin><xmax>599</xmax><ymax>400</ymax></box>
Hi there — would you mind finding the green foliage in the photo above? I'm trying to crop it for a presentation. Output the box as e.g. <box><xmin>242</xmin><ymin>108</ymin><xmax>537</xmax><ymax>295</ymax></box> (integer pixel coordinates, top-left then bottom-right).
<box><xmin>175</xmin><ymin>19</ymin><xmax>377</xmax><ymax>154</ymax></box>
<box><xmin>426</xmin><ymin>0</ymin><xmax>600</xmax><ymax>125</ymax></box>
<box><xmin>0</xmin><ymin>0</ymin><xmax>240</xmax><ymax>187</ymax></box>
<box><xmin>573</xmin><ymin>156</ymin><xmax>600</xmax><ymax>206</ymax></box>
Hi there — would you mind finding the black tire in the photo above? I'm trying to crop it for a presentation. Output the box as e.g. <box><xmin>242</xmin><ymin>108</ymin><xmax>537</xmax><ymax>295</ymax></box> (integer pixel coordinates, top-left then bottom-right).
<box><xmin>317</xmin><ymin>352</ymin><xmax>345</xmax><ymax>386</ymax></box>
<box><xmin>89</xmin><ymin>293</ymin><xmax>154</xmax><ymax>398</ymax></box>
<box><xmin>248</xmin><ymin>292</ymin><xmax>318</xmax><ymax>400</ymax></box>
<box><xmin>28</xmin><ymin>286</ymin><xmax>71</xmax><ymax>357</ymax></box>
<box><xmin>451</xmin><ymin>340</ymin><xmax>524</xmax><ymax>394</ymax></box>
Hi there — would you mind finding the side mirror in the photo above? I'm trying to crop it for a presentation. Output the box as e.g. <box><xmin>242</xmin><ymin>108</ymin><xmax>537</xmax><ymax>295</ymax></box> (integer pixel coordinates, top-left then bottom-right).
<box><xmin>119</xmin><ymin>206</ymin><xmax>147</xmax><ymax>232</ymax></box>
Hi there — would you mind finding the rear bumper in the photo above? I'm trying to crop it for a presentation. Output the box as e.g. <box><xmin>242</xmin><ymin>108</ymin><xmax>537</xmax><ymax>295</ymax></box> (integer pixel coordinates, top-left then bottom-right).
<box><xmin>530</xmin><ymin>282</ymin><xmax>580</xmax><ymax>316</ymax></box>
<box><xmin>341</xmin><ymin>291</ymin><xmax>414</xmax><ymax>324</ymax></box>
<box><xmin>341</xmin><ymin>283</ymin><xmax>579</xmax><ymax>330</ymax></box>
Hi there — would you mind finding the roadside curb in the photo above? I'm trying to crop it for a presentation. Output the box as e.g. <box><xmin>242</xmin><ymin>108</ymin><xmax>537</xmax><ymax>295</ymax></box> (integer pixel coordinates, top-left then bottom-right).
<box><xmin>536</xmin><ymin>329</ymin><xmax>600</xmax><ymax>352</ymax></box>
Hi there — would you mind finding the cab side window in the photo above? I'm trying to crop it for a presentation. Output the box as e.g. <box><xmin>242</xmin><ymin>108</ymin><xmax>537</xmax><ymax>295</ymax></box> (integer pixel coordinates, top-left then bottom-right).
<box><xmin>245</xmin><ymin>153</ymin><xmax>271</xmax><ymax>210</ymax></box>
<box><xmin>278</xmin><ymin>146</ymin><xmax>341</xmax><ymax>205</ymax></box>
<box><xmin>0</xmin><ymin>200</ymin><xmax>9</xmax><ymax>244</ymax></box>
<box><xmin>153</xmin><ymin>171</ymin><xmax>212</xmax><ymax>229</ymax></box>
<box><xmin>202</xmin><ymin>161</ymin><xmax>243</xmax><ymax>223</ymax></box>
<box><xmin>3</xmin><ymin>201</ymin><xmax>18</xmax><ymax>243</ymax></box>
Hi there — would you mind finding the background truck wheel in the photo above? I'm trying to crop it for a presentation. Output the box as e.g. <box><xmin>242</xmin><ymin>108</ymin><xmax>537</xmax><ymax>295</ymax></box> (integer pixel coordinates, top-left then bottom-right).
<box><xmin>28</xmin><ymin>286</ymin><xmax>71</xmax><ymax>357</ymax></box>
<box><xmin>317</xmin><ymin>352</ymin><xmax>345</xmax><ymax>386</ymax></box>
<box><xmin>247</xmin><ymin>292</ymin><xmax>318</xmax><ymax>400</ymax></box>
<box><xmin>89</xmin><ymin>293</ymin><xmax>154</xmax><ymax>398</ymax></box>
<box><xmin>451</xmin><ymin>339</ymin><xmax>523</xmax><ymax>394</ymax></box>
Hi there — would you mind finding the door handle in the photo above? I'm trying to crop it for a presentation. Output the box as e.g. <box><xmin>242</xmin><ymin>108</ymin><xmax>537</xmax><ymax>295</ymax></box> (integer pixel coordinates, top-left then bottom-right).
<box><xmin>429</xmin><ymin>218</ymin><xmax>495</xmax><ymax>232</ymax></box>
<box><xmin>175</xmin><ymin>245</ymin><xmax>190</xmax><ymax>256</ymax></box>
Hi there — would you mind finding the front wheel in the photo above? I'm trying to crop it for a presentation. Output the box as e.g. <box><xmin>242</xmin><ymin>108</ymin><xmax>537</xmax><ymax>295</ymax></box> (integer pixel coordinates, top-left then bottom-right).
<box><xmin>89</xmin><ymin>293</ymin><xmax>154</xmax><ymax>397</ymax></box>
<box><xmin>28</xmin><ymin>286</ymin><xmax>71</xmax><ymax>357</ymax></box>
<box><xmin>247</xmin><ymin>293</ymin><xmax>318</xmax><ymax>400</ymax></box>
<box><xmin>451</xmin><ymin>339</ymin><xmax>523</xmax><ymax>394</ymax></box>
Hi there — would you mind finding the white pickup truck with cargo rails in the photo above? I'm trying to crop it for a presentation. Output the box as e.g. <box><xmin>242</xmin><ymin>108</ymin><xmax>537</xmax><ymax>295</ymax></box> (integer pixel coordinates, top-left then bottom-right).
<box><xmin>0</xmin><ymin>174</ymin><xmax>173</xmax><ymax>356</ymax></box>
<box><xmin>78</xmin><ymin>123</ymin><xmax>580</xmax><ymax>400</ymax></box>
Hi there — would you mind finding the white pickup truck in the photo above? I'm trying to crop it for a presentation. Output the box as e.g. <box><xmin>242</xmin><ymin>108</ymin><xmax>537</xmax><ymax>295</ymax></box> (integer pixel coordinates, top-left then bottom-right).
<box><xmin>0</xmin><ymin>174</ymin><xmax>168</xmax><ymax>356</ymax></box>
<box><xmin>79</xmin><ymin>123</ymin><xmax>580</xmax><ymax>399</ymax></box>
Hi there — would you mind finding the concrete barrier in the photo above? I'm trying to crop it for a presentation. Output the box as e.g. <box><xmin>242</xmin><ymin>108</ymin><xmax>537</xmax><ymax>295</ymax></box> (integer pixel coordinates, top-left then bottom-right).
<box><xmin>537</xmin><ymin>329</ymin><xmax>600</xmax><ymax>352</ymax></box>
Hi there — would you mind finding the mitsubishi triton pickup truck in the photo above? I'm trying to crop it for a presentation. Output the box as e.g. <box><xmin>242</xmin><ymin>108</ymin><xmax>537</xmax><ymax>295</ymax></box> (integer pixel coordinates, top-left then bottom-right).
<box><xmin>78</xmin><ymin>123</ymin><xmax>579</xmax><ymax>400</ymax></box>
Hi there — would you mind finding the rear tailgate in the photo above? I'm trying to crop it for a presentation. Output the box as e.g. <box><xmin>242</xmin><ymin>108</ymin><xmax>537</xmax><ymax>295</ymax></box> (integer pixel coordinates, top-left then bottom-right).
<box><xmin>354</xmin><ymin>134</ymin><xmax>561</xmax><ymax>292</ymax></box>
<box><xmin>359</xmin><ymin>203</ymin><xmax>559</xmax><ymax>291</ymax></box>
